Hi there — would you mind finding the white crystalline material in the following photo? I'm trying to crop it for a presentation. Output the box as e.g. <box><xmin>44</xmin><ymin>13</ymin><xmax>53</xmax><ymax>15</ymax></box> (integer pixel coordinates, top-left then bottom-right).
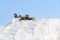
<box><xmin>0</xmin><ymin>19</ymin><xmax>60</xmax><ymax>40</ymax></box>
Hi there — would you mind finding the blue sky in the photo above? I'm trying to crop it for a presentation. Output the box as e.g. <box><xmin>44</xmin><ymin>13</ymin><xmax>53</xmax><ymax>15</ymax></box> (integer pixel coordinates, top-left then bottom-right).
<box><xmin>0</xmin><ymin>0</ymin><xmax>60</xmax><ymax>26</ymax></box>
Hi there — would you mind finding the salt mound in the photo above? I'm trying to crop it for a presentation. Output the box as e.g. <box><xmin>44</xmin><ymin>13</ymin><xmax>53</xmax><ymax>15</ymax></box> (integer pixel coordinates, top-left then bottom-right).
<box><xmin>0</xmin><ymin>19</ymin><xmax>60</xmax><ymax>40</ymax></box>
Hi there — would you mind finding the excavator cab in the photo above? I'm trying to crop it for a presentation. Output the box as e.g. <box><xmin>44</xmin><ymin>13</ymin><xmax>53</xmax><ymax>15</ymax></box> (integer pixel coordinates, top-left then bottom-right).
<box><xmin>25</xmin><ymin>15</ymin><xmax>29</xmax><ymax>20</ymax></box>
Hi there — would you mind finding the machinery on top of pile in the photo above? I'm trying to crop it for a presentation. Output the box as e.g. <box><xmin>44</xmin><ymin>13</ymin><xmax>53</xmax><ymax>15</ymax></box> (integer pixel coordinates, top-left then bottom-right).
<box><xmin>14</xmin><ymin>13</ymin><xmax>34</xmax><ymax>20</ymax></box>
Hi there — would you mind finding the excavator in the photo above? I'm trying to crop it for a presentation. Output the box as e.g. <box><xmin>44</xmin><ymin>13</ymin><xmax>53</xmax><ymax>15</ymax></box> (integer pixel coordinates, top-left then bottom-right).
<box><xmin>14</xmin><ymin>13</ymin><xmax>34</xmax><ymax>20</ymax></box>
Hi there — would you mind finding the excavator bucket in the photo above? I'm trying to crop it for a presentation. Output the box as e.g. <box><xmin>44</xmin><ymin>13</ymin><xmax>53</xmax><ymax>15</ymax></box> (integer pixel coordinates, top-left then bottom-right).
<box><xmin>14</xmin><ymin>13</ymin><xmax>17</xmax><ymax>18</ymax></box>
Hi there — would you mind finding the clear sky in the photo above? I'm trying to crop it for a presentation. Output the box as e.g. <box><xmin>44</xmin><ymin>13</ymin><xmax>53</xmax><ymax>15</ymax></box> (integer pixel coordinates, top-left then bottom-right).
<box><xmin>0</xmin><ymin>0</ymin><xmax>60</xmax><ymax>26</ymax></box>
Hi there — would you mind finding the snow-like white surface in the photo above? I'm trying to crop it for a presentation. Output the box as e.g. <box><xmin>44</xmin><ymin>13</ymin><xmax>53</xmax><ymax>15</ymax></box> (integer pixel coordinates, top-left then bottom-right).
<box><xmin>0</xmin><ymin>19</ymin><xmax>60</xmax><ymax>40</ymax></box>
